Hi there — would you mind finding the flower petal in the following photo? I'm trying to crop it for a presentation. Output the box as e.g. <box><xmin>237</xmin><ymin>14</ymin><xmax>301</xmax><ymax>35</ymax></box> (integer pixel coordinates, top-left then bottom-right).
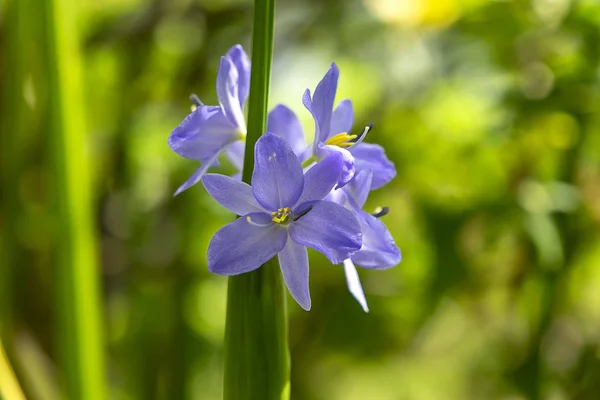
<box><xmin>225</xmin><ymin>140</ymin><xmax>245</xmax><ymax>172</ymax></box>
<box><xmin>330</xmin><ymin>99</ymin><xmax>354</xmax><ymax>135</ymax></box>
<box><xmin>303</xmin><ymin>63</ymin><xmax>339</xmax><ymax>152</ymax></box>
<box><xmin>278</xmin><ymin>237</ymin><xmax>311</xmax><ymax>310</ymax></box>
<box><xmin>252</xmin><ymin>133</ymin><xmax>304</xmax><ymax>210</ymax></box>
<box><xmin>343</xmin><ymin>259</ymin><xmax>369</xmax><ymax>312</ymax></box>
<box><xmin>216</xmin><ymin>56</ymin><xmax>246</xmax><ymax>132</ymax></box>
<box><xmin>324</xmin><ymin>184</ymin><xmax>347</xmax><ymax>205</ymax></box>
<box><xmin>267</xmin><ymin>104</ymin><xmax>307</xmax><ymax>160</ymax></box>
<box><xmin>168</xmin><ymin>106</ymin><xmax>237</xmax><ymax>161</ymax></box>
<box><xmin>207</xmin><ymin>214</ymin><xmax>287</xmax><ymax>275</ymax></box>
<box><xmin>226</xmin><ymin>45</ymin><xmax>251</xmax><ymax>108</ymax></box>
<box><xmin>294</xmin><ymin>152</ymin><xmax>343</xmax><ymax>206</ymax></box>
<box><xmin>349</xmin><ymin>143</ymin><xmax>396</xmax><ymax>190</ymax></box>
<box><xmin>174</xmin><ymin>146</ymin><xmax>225</xmax><ymax>196</ymax></box>
<box><xmin>201</xmin><ymin>173</ymin><xmax>264</xmax><ymax>215</ymax></box>
<box><xmin>342</xmin><ymin>169</ymin><xmax>373</xmax><ymax>210</ymax></box>
<box><xmin>316</xmin><ymin>144</ymin><xmax>355</xmax><ymax>189</ymax></box>
<box><xmin>289</xmin><ymin>200</ymin><xmax>361</xmax><ymax>264</ymax></box>
<box><xmin>351</xmin><ymin>211</ymin><xmax>401</xmax><ymax>269</ymax></box>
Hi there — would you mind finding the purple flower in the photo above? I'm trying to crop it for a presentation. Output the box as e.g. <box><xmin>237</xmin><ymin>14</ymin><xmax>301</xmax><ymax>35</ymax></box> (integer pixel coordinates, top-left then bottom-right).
<box><xmin>266</xmin><ymin>104</ymin><xmax>310</xmax><ymax>161</ymax></box>
<box><xmin>327</xmin><ymin>169</ymin><xmax>401</xmax><ymax>312</ymax></box>
<box><xmin>223</xmin><ymin>104</ymin><xmax>311</xmax><ymax>172</ymax></box>
<box><xmin>303</xmin><ymin>63</ymin><xmax>396</xmax><ymax>190</ymax></box>
<box><xmin>201</xmin><ymin>133</ymin><xmax>362</xmax><ymax>310</ymax></box>
<box><xmin>168</xmin><ymin>45</ymin><xmax>250</xmax><ymax>195</ymax></box>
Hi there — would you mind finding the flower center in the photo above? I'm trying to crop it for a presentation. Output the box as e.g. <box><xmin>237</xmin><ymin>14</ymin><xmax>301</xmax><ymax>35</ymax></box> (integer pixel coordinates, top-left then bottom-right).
<box><xmin>324</xmin><ymin>132</ymin><xmax>357</xmax><ymax>148</ymax></box>
<box><xmin>271</xmin><ymin>207</ymin><xmax>292</xmax><ymax>224</ymax></box>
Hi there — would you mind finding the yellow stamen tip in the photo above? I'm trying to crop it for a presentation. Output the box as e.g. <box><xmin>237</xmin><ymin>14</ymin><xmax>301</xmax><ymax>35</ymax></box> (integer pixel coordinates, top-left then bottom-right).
<box><xmin>324</xmin><ymin>132</ymin><xmax>358</xmax><ymax>148</ymax></box>
<box><xmin>271</xmin><ymin>207</ymin><xmax>292</xmax><ymax>224</ymax></box>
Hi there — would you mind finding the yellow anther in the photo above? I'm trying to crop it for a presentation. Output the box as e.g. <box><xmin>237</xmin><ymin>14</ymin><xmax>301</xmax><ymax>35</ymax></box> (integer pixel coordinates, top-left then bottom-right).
<box><xmin>271</xmin><ymin>207</ymin><xmax>292</xmax><ymax>224</ymax></box>
<box><xmin>324</xmin><ymin>132</ymin><xmax>358</xmax><ymax>148</ymax></box>
<box><xmin>325</xmin><ymin>132</ymin><xmax>350</xmax><ymax>146</ymax></box>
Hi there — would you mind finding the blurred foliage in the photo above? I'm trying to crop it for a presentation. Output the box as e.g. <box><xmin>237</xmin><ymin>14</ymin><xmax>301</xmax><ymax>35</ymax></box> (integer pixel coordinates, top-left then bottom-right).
<box><xmin>2</xmin><ymin>0</ymin><xmax>600</xmax><ymax>399</ymax></box>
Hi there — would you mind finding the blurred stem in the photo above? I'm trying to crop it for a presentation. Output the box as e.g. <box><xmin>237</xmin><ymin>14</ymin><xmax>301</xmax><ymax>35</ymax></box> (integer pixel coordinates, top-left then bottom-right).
<box><xmin>0</xmin><ymin>340</ymin><xmax>26</xmax><ymax>400</ymax></box>
<box><xmin>225</xmin><ymin>0</ymin><xmax>290</xmax><ymax>399</ymax></box>
<box><xmin>0</xmin><ymin>0</ymin><xmax>23</xmax><ymax>339</ymax></box>
<box><xmin>41</xmin><ymin>0</ymin><xmax>106</xmax><ymax>398</ymax></box>
<box><xmin>1</xmin><ymin>1</ymin><xmax>33</xmax><ymax>396</ymax></box>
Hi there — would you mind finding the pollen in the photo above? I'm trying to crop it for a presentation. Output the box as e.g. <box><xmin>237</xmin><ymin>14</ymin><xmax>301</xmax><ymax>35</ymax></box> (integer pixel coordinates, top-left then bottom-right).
<box><xmin>324</xmin><ymin>132</ymin><xmax>358</xmax><ymax>148</ymax></box>
<box><xmin>271</xmin><ymin>207</ymin><xmax>292</xmax><ymax>224</ymax></box>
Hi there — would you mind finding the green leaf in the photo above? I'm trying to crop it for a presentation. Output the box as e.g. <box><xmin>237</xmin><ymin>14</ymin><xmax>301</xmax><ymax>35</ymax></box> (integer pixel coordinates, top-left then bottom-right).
<box><xmin>40</xmin><ymin>0</ymin><xmax>106</xmax><ymax>398</ymax></box>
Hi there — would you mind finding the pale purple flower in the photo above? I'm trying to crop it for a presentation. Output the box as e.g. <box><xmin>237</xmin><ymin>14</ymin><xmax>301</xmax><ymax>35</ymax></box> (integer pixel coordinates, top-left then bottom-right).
<box><xmin>303</xmin><ymin>63</ymin><xmax>396</xmax><ymax>189</ymax></box>
<box><xmin>202</xmin><ymin>133</ymin><xmax>362</xmax><ymax>310</ymax></box>
<box><xmin>223</xmin><ymin>103</ymin><xmax>311</xmax><ymax>172</ymax></box>
<box><xmin>327</xmin><ymin>169</ymin><xmax>401</xmax><ymax>312</ymax></box>
<box><xmin>168</xmin><ymin>45</ymin><xmax>250</xmax><ymax>195</ymax></box>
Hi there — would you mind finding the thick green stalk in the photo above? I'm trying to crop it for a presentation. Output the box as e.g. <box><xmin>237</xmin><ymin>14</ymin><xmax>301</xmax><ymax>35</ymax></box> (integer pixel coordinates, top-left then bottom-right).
<box><xmin>224</xmin><ymin>260</ymin><xmax>290</xmax><ymax>400</ymax></box>
<box><xmin>41</xmin><ymin>0</ymin><xmax>106</xmax><ymax>398</ymax></box>
<box><xmin>1</xmin><ymin>2</ymin><xmax>40</xmax><ymax>397</ymax></box>
<box><xmin>224</xmin><ymin>0</ymin><xmax>290</xmax><ymax>398</ymax></box>
<box><xmin>241</xmin><ymin>0</ymin><xmax>276</xmax><ymax>180</ymax></box>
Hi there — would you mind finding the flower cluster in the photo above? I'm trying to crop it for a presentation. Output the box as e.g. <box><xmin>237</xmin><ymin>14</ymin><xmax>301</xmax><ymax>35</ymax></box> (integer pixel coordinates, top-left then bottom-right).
<box><xmin>169</xmin><ymin>45</ymin><xmax>401</xmax><ymax>311</ymax></box>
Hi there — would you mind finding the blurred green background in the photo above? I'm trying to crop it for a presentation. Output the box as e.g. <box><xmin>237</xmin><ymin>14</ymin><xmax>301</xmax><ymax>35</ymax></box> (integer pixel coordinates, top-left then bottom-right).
<box><xmin>2</xmin><ymin>0</ymin><xmax>600</xmax><ymax>399</ymax></box>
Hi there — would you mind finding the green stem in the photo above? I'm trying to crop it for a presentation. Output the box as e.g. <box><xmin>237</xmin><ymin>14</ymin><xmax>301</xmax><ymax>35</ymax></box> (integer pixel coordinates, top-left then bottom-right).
<box><xmin>301</xmin><ymin>155</ymin><xmax>317</xmax><ymax>169</ymax></box>
<box><xmin>41</xmin><ymin>0</ymin><xmax>105</xmax><ymax>398</ymax></box>
<box><xmin>240</xmin><ymin>0</ymin><xmax>275</xmax><ymax>182</ymax></box>
<box><xmin>224</xmin><ymin>0</ymin><xmax>289</xmax><ymax>399</ymax></box>
<box><xmin>224</xmin><ymin>260</ymin><xmax>290</xmax><ymax>400</ymax></box>
<box><xmin>0</xmin><ymin>0</ymin><xmax>24</xmax><ymax>340</ymax></box>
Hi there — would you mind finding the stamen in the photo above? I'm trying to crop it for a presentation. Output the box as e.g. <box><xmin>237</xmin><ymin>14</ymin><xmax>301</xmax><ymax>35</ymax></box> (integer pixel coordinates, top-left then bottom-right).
<box><xmin>325</xmin><ymin>132</ymin><xmax>357</xmax><ymax>147</ymax></box>
<box><xmin>246</xmin><ymin>216</ymin><xmax>272</xmax><ymax>227</ymax></box>
<box><xmin>349</xmin><ymin>123</ymin><xmax>373</xmax><ymax>144</ymax></box>
<box><xmin>292</xmin><ymin>205</ymin><xmax>313</xmax><ymax>221</ymax></box>
<box><xmin>325</xmin><ymin>125</ymin><xmax>371</xmax><ymax>148</ymax></box>
<box><xmin>271</xmin><ymin>207</ymin><xmax>292</xmax><ymax>224</ymax></box>
<box><xmin>337</xmin><ymin>141</ymin><xmax>356</xmax><ymax>148</ymax></box>
<box><xmin>371</xmin><ymin>206</ymin><xmax>389</xmax><ymax>219</ymax></box>
<box><xmin>189</xmin><ymin>93</ymin><xmax>204</xmax><ymax>107</ymax></box>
